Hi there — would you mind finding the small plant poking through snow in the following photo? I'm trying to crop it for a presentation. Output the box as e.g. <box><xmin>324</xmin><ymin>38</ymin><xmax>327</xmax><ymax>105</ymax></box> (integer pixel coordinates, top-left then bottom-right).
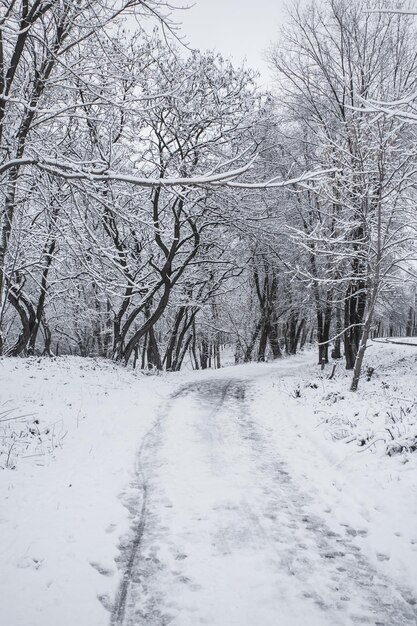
<box><xmin>294</xmin><ymin>385</ymin><xmax>301</xmax><ymax>398</ymax></box>
<box><xmin>303</xmin><ymin>345</ymin><xmax>417</xmax><ymax>458</ymax></box>
<box><xmin>0</xmin><ymin>405</ymin><xmax>66</xmax><ymax>469</ymax></box>
<box><xmin>385</xmin><ymin>402</ymin><xmax>417</xmax><ymax>457</ymax></box>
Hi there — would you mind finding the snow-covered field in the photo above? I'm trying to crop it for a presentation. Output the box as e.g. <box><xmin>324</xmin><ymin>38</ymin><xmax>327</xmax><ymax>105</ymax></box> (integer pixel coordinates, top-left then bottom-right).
<box><xmin>0</xmin><ymin>342</ymin><xmax>416</xmax><ymax>625</ymax></box>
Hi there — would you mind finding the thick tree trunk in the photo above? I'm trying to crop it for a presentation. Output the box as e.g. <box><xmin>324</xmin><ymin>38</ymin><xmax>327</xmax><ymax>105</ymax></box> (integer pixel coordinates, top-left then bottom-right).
<box><xmin>244</xmin><ymin>318</ymin><xmax>262</xmax><ymax>362</ymax></box>
<box><xmin>269</xmin><ymin>314</ymin><xmax>282</xmax><ymax>359</ymax></box>
<box><xmin>174</xmin><ymin>335</ymin><xmax>193</xmax><ymax>372</ymax></box>
<box><xmin>190</xmin><ymin>320</ymin><xmax>199</xmax><ymax>370</ymax></box>
<box><xmin>300</xmin><ymin>324</ymin><xmax>309</xmax><ymax>350</ymax></box>
<box><xmin>122</xmin><ymin>281</ymin><xmax>171</xmax><ymax>365</ymax></box>
<box><xmin>351</xmin><ymin>290</ymin><xmax>377</xmax><ymax>392</ymax></box>
<box><xmin>200</xmin><ymin>339</ymin><xmax>209</xmax><ymax>369</ymax></box>
<box><xmin>42</xmin><ymin>320</ymin><xmax>53</xmax><ymax>357</ymax></box>
<box><xmin>294</xmin><ymin>318</ymin><xmax>305</xmax><ymax>352</ymax></box>
<box><xmin>165</xmin><ymin>307</ymin><xmax>186</xmax><ymax>371</ymax></box>
<box><xmin>332</xmin><ymin>305</ymin><xmax>342</xmax><ymax>359</ymax></box>
<box><xmin>257</xmin><ymin>316</ymin><xmax>269</xmax><ymax>361</ymax></box>
<box><xmin>317</xmin><ymin>303</ymin><xmax>331</xmax><ymax>365</ymax></box>
<box><xmin>344</xmin><ymin>279</ymin><xmax>366</xmax><ymax>370</ymax></box>
<box><xmin>0</xmin><ymin>170</ymin><xmax>19</xmax><ymax>354</ymax></box>
<box><xmin>406</xmin><ymin>306</ymin><xmax>414</xmax><ymax>337</ymax></box>
<box><xmin>6</xmin><ymin>286</ymin><xmax>36</xmax><ymax>356</ymax></box>
<box><xmin>285</xmin><ymin>313</ymin><xmax>297</xmax><ymax>355</ymax></box>
<box><xmin>146</xmin><ymin>326</ymin><xmax>162</xmax><ymax>370</ymax></box>
<box><xmin>214</xmin><ymin>341</ymin><xmax>221</xmax><ymax>369</ymax></box>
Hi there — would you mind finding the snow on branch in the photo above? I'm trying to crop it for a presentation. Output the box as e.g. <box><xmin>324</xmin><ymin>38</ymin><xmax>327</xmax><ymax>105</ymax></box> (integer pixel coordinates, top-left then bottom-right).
<box><xmin>364</xmin><ymin>10</ymin><xmax>417</xmax><ymax>15</ymax></box>
<box><xmin>217</xmin><ymin>168</ymin><xmax>337</xmax><ymax>189</ymax></box>
<box><xmin>0</xmin><ymin>155</ymin><xmax>336</xmax><ymax>190</ymax></box>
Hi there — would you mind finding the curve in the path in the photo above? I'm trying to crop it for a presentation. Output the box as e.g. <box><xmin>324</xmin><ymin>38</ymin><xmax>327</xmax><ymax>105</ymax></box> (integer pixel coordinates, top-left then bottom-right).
<box><xmin>112</xmin><ymin>378</ymin><xmax>417</xmax><ymax>626</ymax></box>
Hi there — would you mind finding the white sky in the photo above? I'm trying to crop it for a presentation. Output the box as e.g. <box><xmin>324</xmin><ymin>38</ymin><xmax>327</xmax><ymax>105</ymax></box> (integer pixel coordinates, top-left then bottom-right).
<box><xmin>174</xmin><ymin>1</ymin><xmax>288</xmax><ymax>83</ymax></box>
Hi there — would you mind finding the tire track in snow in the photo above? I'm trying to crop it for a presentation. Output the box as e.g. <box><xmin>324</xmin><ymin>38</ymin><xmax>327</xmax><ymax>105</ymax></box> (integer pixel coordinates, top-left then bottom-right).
<box><xmin>111</xmin><ymin>379</ymin><xmax>234</xmax><ymax>626</ymax></box>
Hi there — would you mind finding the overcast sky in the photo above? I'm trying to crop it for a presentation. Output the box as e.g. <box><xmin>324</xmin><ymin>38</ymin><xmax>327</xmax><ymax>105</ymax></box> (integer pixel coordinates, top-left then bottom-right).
<box><xmin>175</xmin><ymin>1</ymin><xmax>288</xmax><ymax>83</ymax></box>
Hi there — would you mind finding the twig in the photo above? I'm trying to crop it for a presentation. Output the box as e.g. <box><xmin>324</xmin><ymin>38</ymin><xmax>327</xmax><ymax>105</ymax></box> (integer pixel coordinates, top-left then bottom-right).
<box><xmin>357</xmin><ymin>437</ymin><xmax>386</xmax><ymax>453</ymax></box>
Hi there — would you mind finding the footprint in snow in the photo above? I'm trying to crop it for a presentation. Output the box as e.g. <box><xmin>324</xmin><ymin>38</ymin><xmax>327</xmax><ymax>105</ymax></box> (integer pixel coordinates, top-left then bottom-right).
<box><xmin>16</xmin><ymin>555</ymin><xmax>44</xmax><ymax>570</ymax></box>
<box><xmin>90</xmin><ymin>561</ymin><xmax>115</xmax><ymax>576</ymax></box>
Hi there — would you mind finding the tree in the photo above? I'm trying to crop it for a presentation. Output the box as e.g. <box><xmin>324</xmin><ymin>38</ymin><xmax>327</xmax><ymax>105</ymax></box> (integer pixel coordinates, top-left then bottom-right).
<box><xmin>270</xmin><ymin>0</ymin><xmax>417</xmax><ymax>388</ymax></box>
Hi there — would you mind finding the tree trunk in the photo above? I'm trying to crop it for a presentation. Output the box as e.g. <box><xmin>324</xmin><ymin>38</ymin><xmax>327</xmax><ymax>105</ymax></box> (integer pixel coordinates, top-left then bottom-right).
<box><xmin>165</xmin><ymin>307</ymin><xmax>186</xmax><ymax>371</ymax></box>
<box><xmin>244</xmin><ymin>318</ymin><xmax>262</xmax><ymax>362</ymax></box>
<box><xmin>344</xmin><ymin>279</ymin><xmax>366</xmax><ymax>370</ymax></box>
<box><xmin>269</xmin><ymin>312</ymin><xmax>282</xmax><ymax>358</ymax></box>
<box><xmin>200</xmin><ymin>339</ymin><xmax>209</xmax><ymax>369</ymax></box>
<box><xmin>257</xmin><ymin>315</ymin><xmax>269</xmax><ymax>361</ymax></box>
<box><xmin>351</xmin><ymin>296</ymin><xmax>377</xmax><ymax>391</ymax></box>
<box><xmin>146</xmin><ymin>326</ymin><xmax>162</xmax><ymax>370</ymax></box>
<box><xmin>215</xmin><ymin>341</ymin><xmax>221</xmax><ymax>369</ymax></box>
<box><xmin>317</xmin><ymin>303</ymin><xmax>331</xmax><ymax>365</ymax></box>
<box><xmin>332</xmin><ymin>305</ymin><xmax>342</xmax><ymax>359</ymax></box>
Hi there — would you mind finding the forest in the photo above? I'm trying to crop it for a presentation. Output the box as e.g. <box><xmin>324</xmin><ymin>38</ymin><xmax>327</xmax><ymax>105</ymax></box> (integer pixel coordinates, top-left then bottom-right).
<box><xmin>3</xmin><ymin>3</ymin><xmax>417</xmax><ymax>624</ymax></box>
<box><xmin>1</xmin><ymin>0</ymin><xmax>417</xmax><ymax>392</ymax></box>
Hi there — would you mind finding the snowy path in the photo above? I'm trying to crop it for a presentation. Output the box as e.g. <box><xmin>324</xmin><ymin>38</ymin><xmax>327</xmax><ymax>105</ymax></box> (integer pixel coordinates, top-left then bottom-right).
<box><xmin>112</xmin><ymin>377</ymin><xmax>417</xmax><ymax>626</ymax></box>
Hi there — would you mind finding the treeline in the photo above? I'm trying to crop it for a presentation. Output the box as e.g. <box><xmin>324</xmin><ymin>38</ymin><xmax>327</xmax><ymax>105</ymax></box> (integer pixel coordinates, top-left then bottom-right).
<box><xmin>1</xmin><ymin>0</ymin><xmax>417</xmax><ymax>391</ymax></box>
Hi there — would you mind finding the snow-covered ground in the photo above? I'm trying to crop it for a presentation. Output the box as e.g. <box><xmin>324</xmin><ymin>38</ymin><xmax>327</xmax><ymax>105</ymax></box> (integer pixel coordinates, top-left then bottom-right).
<box><xmin>0</xmin><ymin>342</ymin><xmax>416</xmax><ymax>625</ymax></box>
<box><xmin>0</xmin><ymin>358</ymin><xmax>177</xmax><ymax>626</ymax></box>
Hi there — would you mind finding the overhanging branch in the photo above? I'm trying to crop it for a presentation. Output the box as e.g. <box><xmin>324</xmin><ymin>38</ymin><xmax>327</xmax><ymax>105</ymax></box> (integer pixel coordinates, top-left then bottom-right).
<box><xmin>0</xmin><ymin>154</ymin><xmax>336</xmax><ymax>190</ymax></box>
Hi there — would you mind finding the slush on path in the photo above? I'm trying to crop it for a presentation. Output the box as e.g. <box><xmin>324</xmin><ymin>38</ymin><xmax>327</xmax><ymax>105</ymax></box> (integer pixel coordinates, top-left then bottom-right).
<box><xmin>112</xmin><ymin>378</ymin><xmax>417</xmax><ymax>626</ymax></box>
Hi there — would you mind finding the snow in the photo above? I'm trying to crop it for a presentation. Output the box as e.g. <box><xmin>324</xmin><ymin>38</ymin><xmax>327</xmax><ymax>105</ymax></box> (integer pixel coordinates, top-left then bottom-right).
<box><xmin>249</xmin><ymin>354</ymin><xmax>417</xmax><ymax>609</ymax></box>
<box><xmin>1</xmin><ymin>343</ymin><xmax>417</xmax><ymax>625</ymax></box>
<box><xmin>0</xmin><ymin>357</ymin><xmax>175</xmax><ymax>626</ymax></box>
